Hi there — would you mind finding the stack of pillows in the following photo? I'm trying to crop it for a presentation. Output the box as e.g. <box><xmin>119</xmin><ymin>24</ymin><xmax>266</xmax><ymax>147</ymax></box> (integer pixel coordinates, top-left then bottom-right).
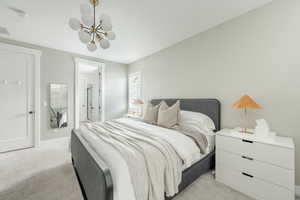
<box><xmin>142</xmin><ymin>100</ymin><xmax>216</xmax><ymax>153</ymax></box>
<box><xmin>143</xmin><ymin>100</ymin><xmax>180</xmax><ymax>128</ymax></box>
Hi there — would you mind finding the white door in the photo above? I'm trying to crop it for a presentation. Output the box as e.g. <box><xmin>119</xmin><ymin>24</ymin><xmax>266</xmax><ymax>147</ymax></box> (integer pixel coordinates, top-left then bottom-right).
<box><xmin>0</xmin><ymin>48</ymin><xmax>35</xmax><ymax>152</ymax></box>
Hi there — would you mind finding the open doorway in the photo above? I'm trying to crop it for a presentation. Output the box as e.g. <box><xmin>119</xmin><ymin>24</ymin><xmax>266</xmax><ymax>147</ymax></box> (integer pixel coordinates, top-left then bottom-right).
<box><xmin>74</xmin><ymin>58</ymin><xmax>105</xmax><ymax>129</ymax></box>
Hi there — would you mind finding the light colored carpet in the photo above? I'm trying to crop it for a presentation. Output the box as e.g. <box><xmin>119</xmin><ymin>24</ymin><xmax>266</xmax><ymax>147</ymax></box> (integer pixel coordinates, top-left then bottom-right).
<box><xmin>0</xmin><ymin>145</ymin><xmax>83</xmax><ymax>200</ymax></box>
<box><xmin>0</xmin><ymin>163</ymin><xmax>82</xmax><ymax>200</ymax></box>
<box><xmin>0</xmin><ymin>144</ymin><xmax>298</xmax><ymax>200</ymax></box>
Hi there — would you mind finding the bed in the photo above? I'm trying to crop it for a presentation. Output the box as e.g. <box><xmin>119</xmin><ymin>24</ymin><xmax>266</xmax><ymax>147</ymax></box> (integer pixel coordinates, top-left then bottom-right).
<box><xmin>71</xmin><ymin>98</ymin><xmax>221</xmax><ymax>200</ymax></box>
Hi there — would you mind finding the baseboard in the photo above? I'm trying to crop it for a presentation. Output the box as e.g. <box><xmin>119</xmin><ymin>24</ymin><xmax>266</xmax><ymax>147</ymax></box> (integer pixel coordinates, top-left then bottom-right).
<box><xmin>40</xmin><ymin>137</ymin><xmax>70</xmax><ymax>149</ymax></box>
<box><xmin>296</xmin><ymin>185</ymin><xmax>300</xmax><ymax>197</ymax></box>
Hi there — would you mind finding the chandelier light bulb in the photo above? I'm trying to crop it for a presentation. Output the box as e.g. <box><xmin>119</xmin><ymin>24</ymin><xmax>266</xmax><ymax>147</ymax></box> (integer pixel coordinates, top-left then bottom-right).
<box><xmin>107</xmin><ymin>31</ymin><xmax>116</xmax><ymax>40</ymax></box>
<box><xmin>69</xmin><ymin>18</ymin><xmax>81</xmax><ymax>31</ymax></box>
<box><xmin>100</xmin><ymin>39</ymin><xmax>110</xmax><ymax>49</ymax></box>
<box><xmin>80</xmin><ymin>4</ymin><xmax>91</xmax><ymax>15</ymax></box>
<box><xmin>81</xmin><ymin>15</ymin><xmax>94</xmax><ymax>27</ymax></box>
<box><xmin>99</xmin><ymin>14</ymin><xmax>111</xmax><ymax>24</ymax></box>
<box><xmin>102</xmin><ymin>22</ymin><xmax>112</xmax><ymax>31</ymax></box>
<box><xmin>100</xmin><ymin>14</ymin><xmax>112</xmax><ymax>31</ymax></box>
<box><xmin>78</xmin><ymin>30</ymin><xmax>91</xmax><ymax>44</ymax></box>
<box><xmin>87</xmin><ymin>41</ymin><xmax>97</xmax><ymax>52</ymax></box>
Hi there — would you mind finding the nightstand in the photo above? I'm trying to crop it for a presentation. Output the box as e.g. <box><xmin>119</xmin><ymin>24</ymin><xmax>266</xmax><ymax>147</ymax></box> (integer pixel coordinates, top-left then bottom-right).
<box><xmin>216</xmin><ymin>128</ymin><xmax>295</xmax><ymax>200</ymax></box>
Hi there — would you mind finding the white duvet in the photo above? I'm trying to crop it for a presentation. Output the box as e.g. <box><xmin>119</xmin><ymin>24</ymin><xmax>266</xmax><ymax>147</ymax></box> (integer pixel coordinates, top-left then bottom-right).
<box><xmin>80</xmin><ymin>118</ymin><xmax>203</xmax><ymax>200</ymax></box>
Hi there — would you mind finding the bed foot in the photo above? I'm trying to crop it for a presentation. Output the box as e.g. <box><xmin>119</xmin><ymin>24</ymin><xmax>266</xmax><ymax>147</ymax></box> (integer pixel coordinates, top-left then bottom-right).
<box><xmin>72</xmin><ymin>163</ymin><xmax>88</xmax><ymax>200</ymax></box>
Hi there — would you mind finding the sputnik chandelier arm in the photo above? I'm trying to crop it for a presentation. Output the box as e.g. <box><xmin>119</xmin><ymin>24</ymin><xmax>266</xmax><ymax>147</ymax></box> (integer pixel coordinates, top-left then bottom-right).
<box><xmin>69</xmin><ymin>0</ymin><xmax>116</xmax><ymax>52</ymax></box>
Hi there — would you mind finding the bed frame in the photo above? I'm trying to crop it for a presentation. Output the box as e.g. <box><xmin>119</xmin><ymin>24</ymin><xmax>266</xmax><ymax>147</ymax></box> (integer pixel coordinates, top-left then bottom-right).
<box><xmin>71</xmin><ymin>99</ymin><xmax>221</xmax><ymax>200</ymax></box>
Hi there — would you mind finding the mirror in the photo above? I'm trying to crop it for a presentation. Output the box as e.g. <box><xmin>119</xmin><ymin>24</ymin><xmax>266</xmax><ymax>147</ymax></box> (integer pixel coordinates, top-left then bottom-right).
<box><xmin>49</xmin><ymin>83</ymin><xmax>68</xmax><ymax>129</ymax></box>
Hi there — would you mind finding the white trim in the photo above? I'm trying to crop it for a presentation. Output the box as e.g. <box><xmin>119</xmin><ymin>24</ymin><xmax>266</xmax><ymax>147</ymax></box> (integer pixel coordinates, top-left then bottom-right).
<box><xmin>295</xmin><ymin>185</ymin><xmax>300</xmax><ymax>197</ymax></box>
<box><xmin>0</xmin><ymin>42</ymin><xmax>42</xmax><ymax>56</ymax></box>
<box><xmin>40</xmin><ymin>137</ymin><xmax>70</xmax><ymax>149</ymax></box>
<box><xmin>100</xmin><ymin>63</ymin><xmax>106</xmax><ymax>122</ymax></box>
<box><xmin>74</xmin><ymin>58</ymin><xmax>105</xmax><ymax>129</ymax></box>
<box><xmin>74</xmin><ymin>58</ymin><xmax>80</xmax><ymax>129</ymax></box>
<box><xmin>0</xmin><ymin>42</ymin><xmax>42</xmax><ymax>149</ymax></box>
<box><xmin>34</xmin><ymin>52</ymin><xmax>41</xmax><ymax>147</ymax></box>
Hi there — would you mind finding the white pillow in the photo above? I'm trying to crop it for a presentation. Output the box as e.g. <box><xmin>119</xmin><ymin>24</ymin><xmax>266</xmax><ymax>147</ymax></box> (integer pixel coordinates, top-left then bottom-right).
<box><xmin>179</xmin><ymin>110</ymin><xmax>216</xmax><ymax>133</ymax></box>
<box><xmin>178</xmin><ymin>111</ymin><xmax>216</xmax><ymax>153</ymax></box>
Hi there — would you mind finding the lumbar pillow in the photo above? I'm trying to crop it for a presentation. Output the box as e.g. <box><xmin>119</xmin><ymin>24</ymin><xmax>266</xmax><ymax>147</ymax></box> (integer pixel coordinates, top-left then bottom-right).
<box><xmin>142</xmin><ymin>102</ymin><xmax>160</xmax><ymax>124</ymax></box>
<box><xmin>157</xmin><ymin>100</ymin><xmax>180</xmax><ymax>128</ymax></box>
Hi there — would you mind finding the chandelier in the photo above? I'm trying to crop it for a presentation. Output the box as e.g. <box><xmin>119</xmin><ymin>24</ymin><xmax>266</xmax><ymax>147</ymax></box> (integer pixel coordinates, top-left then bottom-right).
<box><xmin>69</xmin><ymin>0</ymin><xmax>115</xmax><ymax>52</ymax></box>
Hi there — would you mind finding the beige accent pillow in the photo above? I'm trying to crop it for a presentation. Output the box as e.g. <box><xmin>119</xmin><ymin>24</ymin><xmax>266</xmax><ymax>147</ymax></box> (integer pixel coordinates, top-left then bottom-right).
<box><xmin>157</xmin><ymin>100</ymin><xmax>180</xmax><ymax>128</ymax></box>
<box><xmin>142</xmin><ymin>103</ymin><xmax>160</xmax><ymax>124</ymax></box>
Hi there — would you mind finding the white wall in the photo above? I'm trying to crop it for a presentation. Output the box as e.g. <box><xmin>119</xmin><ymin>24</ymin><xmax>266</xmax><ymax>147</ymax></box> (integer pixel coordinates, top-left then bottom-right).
<box><xmin>0</xmin><ymin>37</ymin><xmax>128</xmax><ymax>141</ymax></box>
<box><xmin>129</xmin><ymin>0</ymin><xmax>300</xmax><ymax>184</ymax></box>
<box><xmin>105</xmin><ymin>63</ymin><xmax>128</xmax><ymax>120</ymax></box>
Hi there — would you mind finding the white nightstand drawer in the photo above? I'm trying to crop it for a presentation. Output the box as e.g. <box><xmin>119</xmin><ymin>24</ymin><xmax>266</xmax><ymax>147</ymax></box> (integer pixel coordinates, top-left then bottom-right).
<box><xmin>216</xmin><ymin>166</ymin><xmax>294</xmax><ymax>200</ymax></box>
<box><xmin>216</xmin><ymin>150</ymin><xmax>294</xmax><ymax>190</ymax></box>
<box><xmin>216</xmin><ymin>135</ymin><xmax>294</xmax><ymax>169</ymax></box>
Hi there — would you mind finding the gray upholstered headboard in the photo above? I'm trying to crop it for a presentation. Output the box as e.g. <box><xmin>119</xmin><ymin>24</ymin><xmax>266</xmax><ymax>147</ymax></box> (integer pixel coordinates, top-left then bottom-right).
<box><xmin>151</xmin><ymin>99</ymin><xmax>221</xmax><ymax>131</ymax></box>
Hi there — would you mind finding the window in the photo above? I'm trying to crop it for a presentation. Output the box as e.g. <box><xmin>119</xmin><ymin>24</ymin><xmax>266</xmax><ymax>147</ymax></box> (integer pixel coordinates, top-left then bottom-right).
<box><xmin>128</xmin><ymin>72</ymin><xmax>141</xmax><ymax>115</ymax></box>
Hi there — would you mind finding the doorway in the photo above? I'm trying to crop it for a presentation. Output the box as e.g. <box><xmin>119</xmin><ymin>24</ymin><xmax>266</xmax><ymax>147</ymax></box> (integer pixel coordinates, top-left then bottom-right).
<box><xmin>75</xmin><ymin>58</ymin><xmax>105</xmax><ymax>128</ymax></box>
<box><xmin>0</xmin><ymin>43</ymin><xmax>41</xmax><ymax>152</ymax></box>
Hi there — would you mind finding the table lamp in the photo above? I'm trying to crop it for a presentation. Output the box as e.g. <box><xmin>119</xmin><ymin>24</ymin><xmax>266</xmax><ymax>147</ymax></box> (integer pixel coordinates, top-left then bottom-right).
<box><xmin>133</xmin><ymin>99</ymin><xmax>144</xmax><ymax>105</ymax></box>
<box><xmin>132</xmin><ymin>99</ymin><xmax>144</xmax><ymax>116</ymax></box>
<box><xmin>232</xmin><ymin>95</ymin><xmax>262</xmax><ymax>134</ymax></box>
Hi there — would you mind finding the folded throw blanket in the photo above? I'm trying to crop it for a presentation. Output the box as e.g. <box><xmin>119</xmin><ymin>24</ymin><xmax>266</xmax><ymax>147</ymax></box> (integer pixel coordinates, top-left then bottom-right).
<box><xmin>83</xmin><ymin>120</ymin><xmax>183</xmax><ymax>200</ymax></box>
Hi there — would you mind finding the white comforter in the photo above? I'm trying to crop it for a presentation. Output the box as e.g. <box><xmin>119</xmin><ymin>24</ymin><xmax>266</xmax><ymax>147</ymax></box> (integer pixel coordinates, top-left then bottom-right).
<box><xmin>80</xmin><ymin>118</ymin><xmax>202</xmax><ymax>200</ymax></box>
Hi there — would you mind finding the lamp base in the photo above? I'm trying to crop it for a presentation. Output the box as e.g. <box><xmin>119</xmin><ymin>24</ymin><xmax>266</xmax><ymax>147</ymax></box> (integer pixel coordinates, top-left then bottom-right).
<box><xmin>239</xmin><ymin>128</ymin><xmax>254</xmax><ymax>134</ymax></box>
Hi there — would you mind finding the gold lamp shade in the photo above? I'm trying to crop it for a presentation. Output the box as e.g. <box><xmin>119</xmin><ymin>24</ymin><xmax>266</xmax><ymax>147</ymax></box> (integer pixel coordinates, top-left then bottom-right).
<box><xmin>233</xmin><ymin>95</ymin><xmax>262</xmax><ymax>110</ymax></box>
<box><xmin>233</xmin><ymin>95</ymin><xmax>262</xmax><ymax>134</ymax></box>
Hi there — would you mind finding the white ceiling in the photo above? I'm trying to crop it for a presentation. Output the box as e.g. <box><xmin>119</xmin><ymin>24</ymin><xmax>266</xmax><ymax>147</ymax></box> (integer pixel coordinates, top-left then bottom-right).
<box><xmin>0</xmin><ymin>0</ymin><xmax>272</xmax><ymax>64</ymax></box>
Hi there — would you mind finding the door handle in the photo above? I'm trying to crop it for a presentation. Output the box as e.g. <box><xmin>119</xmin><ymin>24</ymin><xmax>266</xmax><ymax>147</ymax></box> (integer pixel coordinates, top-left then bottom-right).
<box><xmin>242</xmin><ymin>172</ymin><xmax>254</xmax><ymax>178</ymax></box>
<box><xmin>29</xmin><ymin>111</ymin><xmax>35</xmax><ymax>115</ymax></box>
<box><xmin>242</xmin><ymin>155</ymin><xmax>254</xmax><ymax>161</ymax></box>
<box><xmin>242</xmin><ymin>139</ymin><xmax>253</xmax><ymax>144</ymax></box>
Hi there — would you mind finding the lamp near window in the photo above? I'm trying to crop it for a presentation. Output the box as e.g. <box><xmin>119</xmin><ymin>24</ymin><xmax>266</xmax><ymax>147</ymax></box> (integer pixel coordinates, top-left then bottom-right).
<box><xmin>132</xmin><ymin>99</ymin><xmax>144</xmax><ymax>117</ymax></box>
<box><xmin>232</xmin><ymin>95</ymin><xmax>262</xmax><ymax>134</ymax></box>
<box><xmin>133</xmin><ymin>99</ymin><xmax>144</xmax><ymax>105</ymax></box>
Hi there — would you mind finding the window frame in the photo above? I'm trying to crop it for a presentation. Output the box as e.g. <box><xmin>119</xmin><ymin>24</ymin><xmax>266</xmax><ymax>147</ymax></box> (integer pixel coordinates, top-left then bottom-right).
<box><xmin>128</xmin><ymin>72</ymin><xmax>142</xmax><ymax>115</ymax></box>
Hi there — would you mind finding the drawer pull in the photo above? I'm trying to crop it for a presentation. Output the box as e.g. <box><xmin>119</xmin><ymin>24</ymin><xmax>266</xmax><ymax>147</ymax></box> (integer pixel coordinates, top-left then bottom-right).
<box><xmin>242</xmin><ymin>139</ymin><xmax>253</xmax><ymax>144</ymax></box>
<box><xmin>242</xmin><ymin>172</ymin><xmax>254</xmax><ymax>178</ymax></box>
<box><xmin>242</xmin><ymin>155</ymin><xmax>254</xmax><ymax>161</ymax></box>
